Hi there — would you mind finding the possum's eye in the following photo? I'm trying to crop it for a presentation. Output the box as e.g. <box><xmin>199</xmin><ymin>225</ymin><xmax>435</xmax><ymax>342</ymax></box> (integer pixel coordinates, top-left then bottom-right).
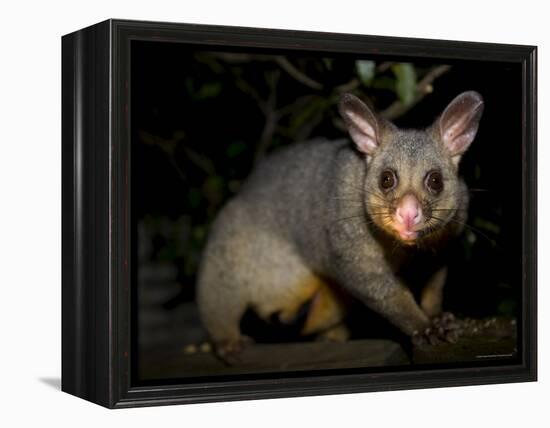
<box><xmin>380</xmin><ymin>169</ymin><xmax>397</xmax><ymax>192</ymax></box>
<box><xmin>425</xmin><ymin>170</ymin><xmax>444</xmax><ymax>194</ymax></box>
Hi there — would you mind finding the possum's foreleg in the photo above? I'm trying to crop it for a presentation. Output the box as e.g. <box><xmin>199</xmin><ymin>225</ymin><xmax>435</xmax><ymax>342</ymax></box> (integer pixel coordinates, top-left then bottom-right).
<box><xmin>333</xmin><ymin>259</ymin><xmax>460</xmax><ymax>345</ymax></box>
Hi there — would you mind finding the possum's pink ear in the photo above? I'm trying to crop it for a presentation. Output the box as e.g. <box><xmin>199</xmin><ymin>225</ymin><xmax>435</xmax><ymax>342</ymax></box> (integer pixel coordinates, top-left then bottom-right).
<box><xmin>338</xmin><ymin>93</ymin><xmax>380</xmax><ymax>156</ymax></box>
<box><xmin>437</xmin><ymin>91</ymin><xmax>484</xmax><ymax>162</ymax></box>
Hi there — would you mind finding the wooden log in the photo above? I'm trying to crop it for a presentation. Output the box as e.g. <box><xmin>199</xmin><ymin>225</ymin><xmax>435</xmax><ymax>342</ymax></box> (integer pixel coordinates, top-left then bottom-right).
<box><xmin>412</xmin><ymin>336</ymin><xmax>517</xmax><ymax>365</ymax></box>
<box><xmin>140</xmin><ymin>339</ymin><xmax>410</xmax><ymax>380</ymax></box>
<box><xmin>412</xmin><ymin>316</ymin><xmax>517</xmax><ymax>365</ymax></box>
<box><xmin>139</xmin><ymin>316</ymin><xmax>517</xmax><ymax>380</ymax></box>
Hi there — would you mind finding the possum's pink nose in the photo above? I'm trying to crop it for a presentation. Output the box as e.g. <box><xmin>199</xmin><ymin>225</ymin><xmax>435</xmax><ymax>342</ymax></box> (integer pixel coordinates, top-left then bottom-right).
<box><xmin>395</xmin><ymin>194</ymin><xmax>422</xmax><ymax>230</ymax></box>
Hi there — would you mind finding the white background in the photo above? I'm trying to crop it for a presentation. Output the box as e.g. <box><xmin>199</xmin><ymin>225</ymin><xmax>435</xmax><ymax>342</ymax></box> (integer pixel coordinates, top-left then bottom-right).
<box><xmin>0</xmin><ymin>0</ymin><xmax>547</xmax><ymax>425</ymax></box>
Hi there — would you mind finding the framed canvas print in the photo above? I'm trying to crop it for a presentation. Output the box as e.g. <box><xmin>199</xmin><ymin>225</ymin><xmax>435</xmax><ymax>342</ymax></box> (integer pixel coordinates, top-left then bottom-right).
<box><xmin>61</xmin><ymin>19</ymin><xmax>537</xmax><ymax>408</ymax></box>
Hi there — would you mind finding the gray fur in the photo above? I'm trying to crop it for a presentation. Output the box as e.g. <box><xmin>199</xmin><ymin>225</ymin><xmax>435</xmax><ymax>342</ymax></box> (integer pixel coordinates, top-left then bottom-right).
<box><xmin>197</xmin><ymin>91</ymin><xmax>483</xmax><ymax>353</ymax></box>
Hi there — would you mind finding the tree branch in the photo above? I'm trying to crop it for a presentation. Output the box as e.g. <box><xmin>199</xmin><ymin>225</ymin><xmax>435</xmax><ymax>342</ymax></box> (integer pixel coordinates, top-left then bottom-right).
<box><xmin>334</xmin><ymin>78</ymin><xmax>360</xmax><ymax>94</ymax></box>
<box><xmin>209</xmin><ymin>52</ymin><xmax>324</xmax><ymax>91</ymax></box>
<box><xmin>380</xmin><ymin>65</ymin><xmax>452</xmax><ymax>120</ymax></box>
<box><xmin>139</xmin><ymin>130</ymin><xmax>216</xmax><ymax>182</ymax></box>
<box><xmin>376</xmin><ymin>61</ymin><xmax>394</xmax><ymax>73</ymax></box>
<box><xmin>274</xmin><ymin>56</ymin><xmax>324</xmax><ymax>90</ymax></box>
<box><xmin>253</xmin><ymin>70</ymin><xmax>281</xmax><ymax>163</ymax></box>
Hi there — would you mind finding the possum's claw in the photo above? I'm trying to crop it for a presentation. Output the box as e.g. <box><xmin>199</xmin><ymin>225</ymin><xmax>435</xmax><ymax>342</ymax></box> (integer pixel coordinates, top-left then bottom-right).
<box><xmin>412</xmin><ymin>312</ymin><xmax>463</xmax><ymax>346</ymax></box>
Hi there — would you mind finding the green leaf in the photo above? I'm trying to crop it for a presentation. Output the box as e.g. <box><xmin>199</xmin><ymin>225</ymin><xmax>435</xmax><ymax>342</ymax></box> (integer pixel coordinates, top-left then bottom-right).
<box><xmin>474</xmin><ymin>164</ymin><xmax>482</xmax><ymax>180</ymax></box>
<box><xmin>192</xmin><ymin>225</ymin><xmax>207</xmax><ymax>243</ymax></box>
<box><xmin>187</xmin><ymin>188</ymin><xmax>202</xmax><ymax>208</ymax></box>
<box><xmin>196</xmin><ymin>82</ymin><xmax>222</xmax><ymax>99</ymax></box>
<box><xmin>371</xmin><ymin>76</ymin><xmax>396</xmax><ymax>91</ymax></box>
<box><xmin>392</xmin><ymin>63</ymin><xmax>417</xmax><ymax>106</ymax></box>
<box><xmin>473</xmin><ymin>217</ymin><xmax>501</xmax><ymax>234</ymax></box>
<box><xmin>322</xmin><ymin>58</ymin><xmax>333</xmax><ymax>70</ymax></box>
<box><xmin>355</xmin><ymin>60</ymin><xmax>376</xmax><ymax>87</ymax></box>
<box><xmin>289</xmin><ymin>97</ymin><xmax>325</xmax><ymax>133</ymax></box>
<box><xmin>203</xmin><ymin>175</ymin><xmax>225</xmax><ymax>205</ymax></box>
<box><xmin>226</xmin><ymin>141</ymin><xmax>247</xmax><ymax>158</ymax></box>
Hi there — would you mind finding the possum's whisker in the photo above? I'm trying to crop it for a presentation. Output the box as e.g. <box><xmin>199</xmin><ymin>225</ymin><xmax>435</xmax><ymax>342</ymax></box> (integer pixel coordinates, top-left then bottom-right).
<box><xmin>334</xmin><ymin>184</ymin><xmax>389</xmax><ymax>206</ymax></box>
<box><xmin>430</xmin><ymin>215</ymin><xmax>498</xmax><ymax>247</ymax></box>
<box><xmin>367</xmin><ymin>204</ymin><xmax>392</xmax><ymax>211</ymax></box>
<box><xmin>362</xmin><ymin>189</ymin><xmax>389</xmax><ymax>203</ymax></box>
<box><xmin>331</xmin><ymin>200</ymin><xmax>365</xmax><ymax>207</ymax></box>
<box><xmin>417</xmin><ymin>215</ymin><xmax>450</xmax><ymax>239</ymax></box>
<box><xmin>334</xmin><ymin>200</ymin><xmax>389</xmax><ymax>212</ymax></box>
<box><xmin>431</xmin><ymin>208</ymin><xmax>464</xmax><ymax>210</ymax></box>
<box><xmin>430</xmin><ymin>208</ymin><xmax>468</xmax><ymax>213</ymax></box>
<box><xmin>336</xmin><ymin>183</ymin><xmax>388</xmax><ymax>202</ymax></box>
<box><xmin>331</xmin><ymin>214</ymin><xmax>367</xmax><ymax>224</ymax></box>
<box><xmin>369</xmin><ymin>212</ymin><xmax>392</xmax><ymax>219</ymax></box>
<box><xmin>331</xmin><ymin>196</ymin><xmax>363</xmax><ymax>201</ymax></box>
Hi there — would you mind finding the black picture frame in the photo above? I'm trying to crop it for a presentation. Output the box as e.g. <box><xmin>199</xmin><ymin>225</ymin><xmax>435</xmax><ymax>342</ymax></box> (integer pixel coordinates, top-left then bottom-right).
<box><xmin>61</xmin><ymin>19</ymin><xmax>537</xmax><ymax>408</ymax></box>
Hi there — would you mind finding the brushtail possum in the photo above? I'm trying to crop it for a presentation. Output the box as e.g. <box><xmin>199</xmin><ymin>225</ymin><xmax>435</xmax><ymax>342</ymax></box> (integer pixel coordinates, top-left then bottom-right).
<box><xmin>197</xmin><ymin>91</ymin><xmax>484</xmax><ymax>358</ymax></box>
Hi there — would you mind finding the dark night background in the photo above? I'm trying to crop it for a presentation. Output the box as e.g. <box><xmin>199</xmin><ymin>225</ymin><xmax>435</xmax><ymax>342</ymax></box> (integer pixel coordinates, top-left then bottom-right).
<box><xmin>131</xmin><ymin>40</ymin><xmax>522</xmax><ymax>380</ymax></box>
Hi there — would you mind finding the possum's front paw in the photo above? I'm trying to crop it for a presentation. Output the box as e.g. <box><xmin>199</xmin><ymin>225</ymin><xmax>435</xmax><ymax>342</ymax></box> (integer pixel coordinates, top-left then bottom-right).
<box><xmin>412</xmin><ymin>312</ymin><xmax>463</xmax><ymax>346</ymax></box>
<box><xmin>215</xmin><ymin>335</ymin><xmax>254</xmax><ymax>365</ymax></box>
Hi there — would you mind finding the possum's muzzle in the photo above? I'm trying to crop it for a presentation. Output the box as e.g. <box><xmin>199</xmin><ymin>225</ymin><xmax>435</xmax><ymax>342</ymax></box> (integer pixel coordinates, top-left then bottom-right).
<box><xmin>390</xmin><ymin>194</ymin><xmax>423</xmax><ymax>242</ymax></box>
